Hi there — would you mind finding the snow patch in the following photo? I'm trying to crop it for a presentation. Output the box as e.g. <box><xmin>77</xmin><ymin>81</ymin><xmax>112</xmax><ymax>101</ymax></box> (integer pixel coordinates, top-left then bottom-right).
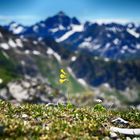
<box><xmin>46</xmin><ymin>48</ymin><xmax>54</xmax><ymax>55</ymax></box>
<box><xmin>93</xmin><ymin>44</ymin><xmax>101</xmax><ymax>50</ymax></box>
<box><xmin>79</xmin><ymin>42</ymin><xmax>92</xmax><ymax>49</ymax></box>
<box><xmin>122</xmin><ymin>45</ymin><xmax>128</xmax><ymax>50</ymax></box>
<box><xmin>15</xmin><ymin>39</ymin><xmax>23</xmax><ymax>48</ymax></box>
<box><xmin>104</xmin><ymin>58</ymin><xmax>110</xmax><ymax>62</ymax></box>
<box><xmin>56</xmin><ymin>24</ymin><xmax>84</xmax><ymax>42</ymax></box>
<box><xmin>46</xmin><ymin>48</ymin><xmax>61</xmax><ymax>62</ymax></box>
<box><xmin>136</xmin><ymin>44</ymin><xmax>140</xmax><ymax>49</ymax></box>
<box><xmin>33</xmin><ymin>41</ymin><xmax>38</xmax><ymax>45</ymax></box>
<box><xmin>33</xmin><ymin>50</ymin><xmax>40</xmax><ymax>55</ymax></box>
<box><xmin>113</xmin><ymin>38</ymin><xmax>119</xmax><ymax>45</ymax></box>
<box><xmin>25</xmin><ymin>50</ymin><xmax>30</xmax><ymax>54</ymax></box>
<box><xmin>127</xmin><ymin>28</ymin><xmax>140</xmax><ymax>38</ymax></box>
<box><xmin>84</xmin><ymin>37</ymin><xmax>92</xmax><ymax>42</ymax></box>
<box><xmin>13</xmin><ymin>26</ymin><xmax>24</xmax><ymax>34</ymax></box>
<box><xmin>0</xmin><ymin>43</ymin><xmax>9</xmax><ymax>50</ymax></box>
<box><xmin>8</xmin><ymin>39</ymin><xmax>17</xmax><ymax>48</ymax></box>
<box><xmin>71</xmin><ymin>56</ymin><xmax>77</xmax><ymax>62</ymax></box>
<box><xmin>33</xmin><ymin>25</ymin><xmax>39</xmax><ymax>32</ymax></box>
<box><xmin>50</xmin><ymin>28</ymin><xmax>59</xmax><ymax>33</ymax></box>
<box><xmin>78</xmin><ymin>78</ymin><xmax>87</xmax><ymax>86</ymax></box>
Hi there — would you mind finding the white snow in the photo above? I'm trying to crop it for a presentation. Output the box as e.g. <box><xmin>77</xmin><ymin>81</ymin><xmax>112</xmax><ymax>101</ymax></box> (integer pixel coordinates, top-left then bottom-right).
<box><xmin>107</xmin><ymin>33</ymin><xmax>111</xmax><ymax>38</ymax></box>
<box><xmin>71</xmin><ymin>56</ymin><xmax>77</xmax><ymax>62</ymax></box>
<box><xmin>46</xmin><ymin>48</ymin><xmax>54</xmax><ymax>55</ymax></box>
<box><xmin>79</xmin><ymin>42</ymin><xmax>92</xmax><ymax>49</ymax></box>
<box><xmin>38</xmin><ymin>37</ymin><xmax>43</xmax><ymax>41</ymax></box>
<box><xmin>0</xmin><ymin>43</ymin><xmax>10</xmax><ymax>50</ymax></box>
<box><xmin>0</xmin><ymin>78</ymin><xmax>3</xmax><ymax>84</ymax></box>
<box><xmin>56</xmin><ymin>24</ymin><xmax>84</xmax><ymax>42</ymax></box>
<box><xmin>13</xmin><ymin>26</ymin><xmax>24</xmax><ymax>34</ymax></box>
<box><xmin>59</xmin><ymin>24</ymin><xmax>65</xmax><ymax>30</ymax></box>
<box><xmin>113</xmin><ymin>38</ymin><xmax>119</xmax><ymax>45</ymax></box>
<box><xmin>120</xmin><ymin>50</ymin><xmax>125</xmax><ymax>54</ymax></box>
<box><xmin>33</xmin><ymin>50</ymin><xmax>40</xmax><ymax>55</ymax></box>
<box><xmin>25</xmin><ymin>50</ymin><xmax>30</xmax><ymax>54</ymax></box>
<box><xmin>67</xmin><ymin>67</ymin><xmax>75</xmax><ymax>78</ymax></box>
<box><xmin>93</xmin><ymin>44</ymin><xmax>101</xmax><ymax>50</ymax></box>
<box><xmin>10</xmin><ymin>22</ymin><xmax>18</xmax><ymax>29</ymax></box>
<box><xmin>107</xmin><ymin>27</ymin><xmax>117</xmax><ymax>32</ymax></box>
<box><xmin>33</xmin><ymin>41</ymin><xmax>38</xmax><ymax>45</ymax></box>
<box><xmin>15</xmin><ymin>39</ymin><xmax>23</xmax><ymax>48</ymax></box>
<box><xmin>8</xmin><ymin>39</ymin><xmax>17</xmax><ymax>48</ymax></box>
<box><xmin>104</xmin><ymin>43</ymin><xmax>110</xmax><ymax>49</ymax></box>
<box><xmin>127</xmin><ymin>23</ymin><xmax>134</xmax><ymax>28</ymax></box>
<box><xmin>50</xmin><ymin>28</ymin><xmax>59</xmax><ymax>33</ymax></box>
<box><xmin>46</xmin><ymin>48</ymin><xmax>61</xmax><ymax>62</ymax></box>
<box><xmin>102</xmin><ymin>83</ymin><xmax>110</xmax><ymax>88</ymax></box>
<box><xmin>136</xmin><ymin>44</ymin><xmax>140</xmax><ymax>49</ymax></box>
<box><xmin>9</xmin><ymin>23</ymin><xmax>24</xmax><ymax>34</ymax></box>
<box><xmin>33</xmin><ymin>25</ymin><xmax>39</xmax><ymax>32</ymax></box>
<box><xmin>128</xmin><ymin>49</ymin><xmax>136</xmax><ymax>53</ymax></box>
<box><xmin>127</xmin><ymin>28</ymin><xmax>140</xmax><ymax>38</ymax></box>
<box><xmin>53</xmin><ymin>51</ymin><xmax>61</xmax><ymax>62</ymax></box>
<box><xmin>104</xmin><ymin>58</ymin><xmax>110</xmax><ymax>62</ymax></box>
<box><xmin>84</xmin><ymin>37</ymin><xmax>92</xmax><ymax>42</ymax></box>
<box><xmin>78</xmin><ymin>78</ymin><xmax>87</xmax><ymax>86</ymax></box>
<box><xmin>122</xmin><ymin>45</ymin><xmax>128</xmax><ymax>50</ymax></box>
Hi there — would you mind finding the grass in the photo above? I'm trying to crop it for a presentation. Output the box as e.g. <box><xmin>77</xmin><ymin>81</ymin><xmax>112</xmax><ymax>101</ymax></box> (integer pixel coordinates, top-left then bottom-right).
<box><xmin>0</xmin><ymin>51</ymin><xmax>19</xmax><ymax>88</ymax></box>
<box><xmin>0</xmin><ymin>100</ymin><xmax>140</xmax><ymax>139</ymax></box>
<box><xmin>34</xmin><ymin>55</ymin><xmax>86</xmax><ymax>94</ymax></box>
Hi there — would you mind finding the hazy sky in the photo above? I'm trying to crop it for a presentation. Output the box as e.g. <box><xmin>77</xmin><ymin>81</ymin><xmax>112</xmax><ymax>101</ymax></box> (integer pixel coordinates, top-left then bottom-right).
<box><xmin>0</xmin><ymin>0</ymin><xmax>140</xmax><ymax>25</ymax></box>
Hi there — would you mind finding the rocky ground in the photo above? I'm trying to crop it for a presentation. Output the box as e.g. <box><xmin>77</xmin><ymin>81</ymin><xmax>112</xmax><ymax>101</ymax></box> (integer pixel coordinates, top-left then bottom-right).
<box><xmin>0</xmin><ymin>101</ymin><xmax>140</xmax><ymax>139</ymax></box>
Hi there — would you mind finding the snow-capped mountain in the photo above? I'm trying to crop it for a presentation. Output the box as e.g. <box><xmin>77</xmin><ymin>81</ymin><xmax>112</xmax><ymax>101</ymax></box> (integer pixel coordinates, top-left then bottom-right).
<box><xmin>5</xmin><ymin>11</ymin><xmax>140</xmax><ymax>60</ymax></box>
<box><xmin>4</xmin><ymin>21</ymin><xmax>26</xmax><ymax>34</ymax></box>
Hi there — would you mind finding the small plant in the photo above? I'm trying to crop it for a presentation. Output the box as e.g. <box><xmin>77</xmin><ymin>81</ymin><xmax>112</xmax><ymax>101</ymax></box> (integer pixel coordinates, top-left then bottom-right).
<box><xmin>59</xmin><ymin>68</ymin><xmax>71</xmax><ymax>103</ymax></box>
<box><xmin>93</xmin><ymin>104</ymin><xmax>106</xmax><ymax>112</ymax></box>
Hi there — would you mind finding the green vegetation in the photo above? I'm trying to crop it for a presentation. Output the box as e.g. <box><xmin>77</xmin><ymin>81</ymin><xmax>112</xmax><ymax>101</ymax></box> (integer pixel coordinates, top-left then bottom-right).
<box><xmin>35</xmin><ymin>55</ymin><xmax>86</xmax><ymax>94</ymax></box>
<box><xmin>0</xmin><ymin>51</ymin><xmax>19</xmax><ymax>88</ymax></box>
<box><xmin>0</xmin><ymin>100</ymin><xmax>140</xmax><ymax>139</ymax></box>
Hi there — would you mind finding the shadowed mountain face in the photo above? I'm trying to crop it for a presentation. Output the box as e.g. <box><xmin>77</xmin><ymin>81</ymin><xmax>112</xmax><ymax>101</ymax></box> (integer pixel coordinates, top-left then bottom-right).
<box><xmin>1</xmin><ymin>12</ymin><xmax>140</xmax><ymax>105</ymax></box>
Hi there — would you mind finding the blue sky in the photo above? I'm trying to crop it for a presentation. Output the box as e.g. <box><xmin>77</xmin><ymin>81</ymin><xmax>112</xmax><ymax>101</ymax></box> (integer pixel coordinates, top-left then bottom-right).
<box><xmin>0</xmin><ymin>0</ymin><xmax>140</xmax><ymax>25</ymax></box>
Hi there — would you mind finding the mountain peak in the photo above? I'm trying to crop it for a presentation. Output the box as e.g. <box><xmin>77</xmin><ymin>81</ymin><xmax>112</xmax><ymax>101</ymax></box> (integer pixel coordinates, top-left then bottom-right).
<box><xmin>57</xmin><ymin>11</ymin><xmax>66</xmax><ymax>16</ymax></box>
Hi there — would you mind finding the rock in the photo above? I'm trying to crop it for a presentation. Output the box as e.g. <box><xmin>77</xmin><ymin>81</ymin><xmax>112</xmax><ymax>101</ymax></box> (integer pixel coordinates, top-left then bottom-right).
<box><xmin>110</xmin><ymin>132</ymin><xmax>118</xmax><ymax>138</ymax></box>
<box><xmin>0</xmin><ymin>77</ymin><xmax>67</xmax><ymax>104</ymax></box>
<box><xmin>110</xmin><ymin>127</ymin><xmax>140</xmax><ymax>135</ymax></box>
<box><xmin>112</xmin><ymin>117</ymin><xmax>129</xmax><ymax>125</ymax></box>
<box><xmin>0</xmin><ymin>88</ymin><xmax>11</xmax><ymax>100</ymax></box>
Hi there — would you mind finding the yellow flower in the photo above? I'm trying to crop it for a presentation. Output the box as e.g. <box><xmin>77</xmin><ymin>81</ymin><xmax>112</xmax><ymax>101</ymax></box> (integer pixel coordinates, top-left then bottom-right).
<box><xmin>59</xmin><ymin>69</ymin><xmax>68</xmax><ymax>84</ymax></box>
<box><xmin>60</xmin><ymin>74</ymin><xmax>66</xmax><ymax>79</ymax></box>
<box><xmin>59</xmin><ymin>79</ymin><xmax>67</xmax><ymax>84</ymax></box>
<box><xmin>60</xmin><ymin>69</ymin><xmax>66</xmax><ymax>75</ymax></box>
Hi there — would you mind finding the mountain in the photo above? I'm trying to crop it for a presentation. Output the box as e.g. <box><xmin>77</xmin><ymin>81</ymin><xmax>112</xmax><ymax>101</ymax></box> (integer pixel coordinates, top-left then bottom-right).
<box><xmin>4</xmin><ymin>12</ymin><xmax>140</xmax><ymax>60</ymax></box>
<box><xmin>1</xmin><ymin>12</ymin><xmax>140</xmax><ymax>106</ymax></box>
<box><xmin>0</xmin><ymin>26</ymin><xmax>85</xmax><ymax>103</ymax></box>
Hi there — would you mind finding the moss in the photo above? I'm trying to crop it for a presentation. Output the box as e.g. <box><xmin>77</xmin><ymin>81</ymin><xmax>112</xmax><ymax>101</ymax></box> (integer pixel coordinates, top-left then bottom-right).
<box><xmin>0</xmin><ymin>100</ymin><xmax>140</xmax><ymax>139</ymax></box>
